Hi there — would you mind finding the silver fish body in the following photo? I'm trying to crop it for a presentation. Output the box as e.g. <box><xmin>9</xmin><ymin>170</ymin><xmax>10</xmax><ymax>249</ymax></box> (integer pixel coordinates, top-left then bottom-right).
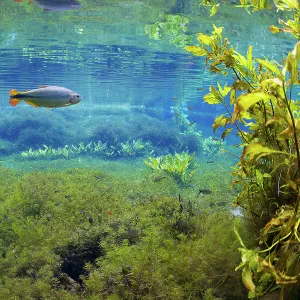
<box><xmin>9</xmin><ymin>85</ymin><xmax>82</xmax><ymax>108</ymax></box>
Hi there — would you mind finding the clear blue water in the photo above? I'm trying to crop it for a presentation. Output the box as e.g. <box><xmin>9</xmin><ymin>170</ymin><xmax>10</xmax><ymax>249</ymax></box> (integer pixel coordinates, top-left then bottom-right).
<box><xmin>0</xmin><ymin>0</ymin><xmax>296</xmax><ymax>168</ymax></box>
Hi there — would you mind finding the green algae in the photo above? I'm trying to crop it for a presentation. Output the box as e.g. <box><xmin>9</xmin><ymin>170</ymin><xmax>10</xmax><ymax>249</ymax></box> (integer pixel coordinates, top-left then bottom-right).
<box><xmin>0</xmin><ymin>163</ymin><xmax>249</xmax><ymax>299</ymax></box>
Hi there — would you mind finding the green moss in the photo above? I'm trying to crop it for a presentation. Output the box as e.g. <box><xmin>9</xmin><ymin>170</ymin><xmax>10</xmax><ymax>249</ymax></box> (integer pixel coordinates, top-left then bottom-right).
<box><xmin>0</xmin><ymin>165</ymin><xmax>249</xmax><ymax>299</ymax></box>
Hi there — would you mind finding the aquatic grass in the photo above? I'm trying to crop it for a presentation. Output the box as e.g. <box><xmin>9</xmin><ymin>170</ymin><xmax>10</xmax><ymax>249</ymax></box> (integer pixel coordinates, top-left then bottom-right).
<box><xmin>20</xmin><ymin>139</ymin><xmax>154</xmax><ymax>160</ymax></box>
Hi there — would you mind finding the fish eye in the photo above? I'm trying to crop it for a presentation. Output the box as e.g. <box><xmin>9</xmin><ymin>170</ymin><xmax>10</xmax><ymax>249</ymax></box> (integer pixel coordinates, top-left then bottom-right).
<box><xmin>76</xmin><ymin>95</ymin><xmax>80</xmax><ymax>98</ymax></box>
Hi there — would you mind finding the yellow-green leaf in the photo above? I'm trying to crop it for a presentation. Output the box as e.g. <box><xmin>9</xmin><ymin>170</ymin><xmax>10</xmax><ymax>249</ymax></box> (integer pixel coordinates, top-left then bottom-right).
<box><xmin>282</xmin><ymin>0</ymin><xmax>299</xmax><ymax>9</ymax></box>
<box><xmin>247</xmin><ymin>46</ymin><xmax>253</xmax><ymax>72</ymax></box>
<box><xmin>269</xmin><ymin>25</ymin><xmax>282</xmax><ymax>34</ymax></box>
<box><xmin>285</xmin><ymin>41</ymin><xmax>300</xmax><ymax>84</ymax></box>
<box><xmin>256</xmin><ymin>169</ymin><xmax>264</xmax><ymax>187</ymax></box>
<box><xmin>217</xmin><ymin>83</ymin><xmax>231</xmax><ymax>97</ymax></box>
<box><xmin>212</xmin><ymin>114</ymin><xmax>231</xmax><ymax>132</ymax></box>
<box><xmin>242</xmin><ymin>265</ymin><xmax>256</xmax><ymax>292</ymax></box>
<box><xmin>236</xmin><ymin>92</ymin><xmax>276</xmax><ymax>112</ymax></box>
<box><xmin>221</xmin><ymin>128</ymin><xmax>232</xmax><ymax>139</ymax></box>
<box><xmin>197</xmin><ymin>33</ymin><xmax>214</xmax><ymax>46</ymax></box>
<box><xmin>233</xmin><ymin>51</ymin><xmax>247</xmax><ymax>68</ymax></box>
<box><xmin>184</xmin><ymin>46</ymin><xmax>206</xmax><ymax>56</ymax></box>
<box><xmin>256</xmin><ymin>58</ymin><xmax>282</xmax><ymax>77</ymax></box>
<box><xmin>204</xmin><ymin>86</ymin><xmax>223</xmax><ymax>104</ymax></box>
<box><xmin>212</xmin><ymin>24</ymin><xmax>223</xmax><ymax>39</ymax></box>
<box><xmin>210</xmin><ymin>4</ymin><xmax>219</xmax><ymax>16</ymax></box>
<box><xmin>242</xmin><ymin>143</ymin><xmax>290</xmax><ymax>162</ymax></box>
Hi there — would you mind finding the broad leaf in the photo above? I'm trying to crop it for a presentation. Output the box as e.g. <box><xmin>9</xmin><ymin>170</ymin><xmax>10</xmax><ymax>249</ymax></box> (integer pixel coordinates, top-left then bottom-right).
<box><xmin>242</xmin><ymin>143</ymin><xmax>291</xmax><ymax>162</ymax></box>
<box><xmin>232</xmin><ymin>92</ymin><xmax>276</xmax><ymax>123</ymax></box>
<box><xmin>256</xmin><ymin>58</ymin><xmax>282</xmax><ymax>77</ymax></box>
<box><xmin>184</xmin><ymin>46</ymin><xmax>206</xmax><ymax>56</ymax></box>
<box><xmin>212</xmin><ymin>114</ymin><xmax>231</xmax><ymax>132</ymax></box>
<box><xmin>242</xmin><ymin>265</ymin><xmax>256</xmax><ymax>292</ymax></box>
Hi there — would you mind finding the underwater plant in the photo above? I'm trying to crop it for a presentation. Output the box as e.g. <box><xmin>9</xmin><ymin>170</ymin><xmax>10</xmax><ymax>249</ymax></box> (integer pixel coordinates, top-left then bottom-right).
<box><xmin>201</xmin><ymin>136</ymin><xmax>222</xmax><ymax>157</ymax></box>
<box><xmin>184</xmin><ymin>3</ymin><xmax>300</xmax><ymax>297</ymax></box>
<box><xmin>145</xmin><ymin>14</ymin><xmax>192</xmax><ymax>47</ymax></box>
<box><xmin>20</xmin><ymin>139</ymin><xmax>154</xmax><ymax>160</ymax></box>
<box><xmin>145</xmin><ymin>151</ymin><xmax>197</xmax><ymax>186</ymax></box>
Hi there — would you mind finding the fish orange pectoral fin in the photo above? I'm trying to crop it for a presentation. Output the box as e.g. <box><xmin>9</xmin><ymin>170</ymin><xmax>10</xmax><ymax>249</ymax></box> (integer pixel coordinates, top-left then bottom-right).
<box><xmin>9</xmin><ymin>99</ymin><xmax>22</xmax><ymax>107</ymax></box>
<box><xmin>25</xmin><ymin>101</ymin><xmax>39</xmax><ymax>108</ymax></box>
<box><xmin>9</xmin><ymin>89</ymin><xmax>20</xmax><ymax>97</ymax></box>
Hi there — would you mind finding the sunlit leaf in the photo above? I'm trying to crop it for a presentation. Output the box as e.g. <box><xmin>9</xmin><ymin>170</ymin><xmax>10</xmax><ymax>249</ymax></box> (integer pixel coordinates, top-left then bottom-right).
<box><xmin>233</xmin><ymin>51</ymin><xmax>247</xmax><ymax>68</ymax></box>
<box><xmin>197</xmin><ymin>33</ymin><xmax>214</xmax><ymax>46</ymax></box>
<box><xmin>242</xmin><ymin>143</ymin><xmax>291</xmax><ymax>162</ymax></box>
<box><xmin>269</xmin><ymin>25</ymin><xmax>282</xmax><ymax>34</ymax></box>
<box><xmin>204</xmin><ymin>86</ymin><xmax>223</xmax><ymax>104</ymax></box>
<box><xmin>242</xmin><ymin>265</ymin><xmax>256</xmax><ymax>292</ymax></box>
<box><xmin>285</xmin><ymin>41</ymin><xmax>300</xmax><ymax>84</ymax></box>
<box><xmin>212</xmin><ymin>114</ymin><xmax>231</xmax><ymax>132</ymax></box>
<box><xmin>278</xmin><ymin>126</ymin><xmax>294</xmax><ymax>139</ymax></box>
<box><xmin>247</xmin><ymin>46</ymin><xmax>253</xmax><ymax>72</ymax></box>
<box><xmin>210</xmin><ymin>4</ymin><xmax>219</xmax><ymax>16</ymax></box>
<box><xmin>232</xmin><ymin>92</ymin><xmax>276</xmax><ymax>123</ymax></box>
<box><xmin>184</xmin><ymin>46</ymin><xmax>206</xmax><ymax>56</ymax></box>
<box><xmin>256</xmin><ymin>58</ymin><xmax>282</xmax><ymax>77</ymax></box>
<box><xmin>221</xmin><ymin>128</ymin><xmax>232</xmax><ymax>139</ymax></box>
<box><xmin>212</xmin><ymin>24</ymin><xmax>222</xmax><ymax>39</ymax></box>
<box><xmin>217</xmin><ymin>82</ymin><xmax>231</xmax><ymax>97</ymax></box>
<box><xmin>255</xmin><ymin>169</ymin><xmax>264</xmax><ymax>187</ymax></box>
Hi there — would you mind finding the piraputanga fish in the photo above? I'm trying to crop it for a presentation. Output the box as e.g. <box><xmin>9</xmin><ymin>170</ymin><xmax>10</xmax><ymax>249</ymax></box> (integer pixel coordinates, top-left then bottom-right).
<box><xmin>15</xmin><ymin>0</ymin><xmax>82</xmax><ymax>11</ymax></box>
<box><xmin>9</xmin><ymin>85</ymin><xmax>82</xmax><ymax>108</ymax></box>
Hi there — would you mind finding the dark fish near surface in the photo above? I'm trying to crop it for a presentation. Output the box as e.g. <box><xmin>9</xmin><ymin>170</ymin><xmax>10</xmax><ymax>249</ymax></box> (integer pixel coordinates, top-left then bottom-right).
<box><xmin>15</xmin><ymin>0</ymin><xmax>82</xmax><ymax>11</ymax></box>
<box><xmin>9</xmin><ymin>85</ymin><xmax>81</xmax><ymax>108</ymax></box>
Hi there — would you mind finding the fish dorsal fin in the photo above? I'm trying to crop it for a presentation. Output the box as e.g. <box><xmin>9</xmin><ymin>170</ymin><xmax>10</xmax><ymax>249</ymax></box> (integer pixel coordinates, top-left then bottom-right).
<box><xmin>39</xmin><ymin>85</ymin><xmax>49</xmax><ymax>88</ymax></box>
<box><xmin>25</xmin><ymin>100</ymin><xmax>39</xmax><ymax>108</ymax></box>
<box><xmin>9</xmin><ymin>89</ymin><xmax>20</xmax><ymax>97</ymax></box>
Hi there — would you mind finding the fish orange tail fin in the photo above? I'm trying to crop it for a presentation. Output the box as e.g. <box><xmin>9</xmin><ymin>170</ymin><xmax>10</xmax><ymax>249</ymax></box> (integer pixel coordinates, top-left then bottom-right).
<box><xmin>9</xmin><ymin>99</ymin><xmax>22</xmax><ymax>107</ymax></box>
<box><xmin>9</xmin><ymin>89</ymin><xmax>20</xmax><ymax>98</ymax></box>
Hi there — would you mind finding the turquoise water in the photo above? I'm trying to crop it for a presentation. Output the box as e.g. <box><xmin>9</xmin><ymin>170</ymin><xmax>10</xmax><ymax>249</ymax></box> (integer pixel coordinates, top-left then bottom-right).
<box><xmin>0</xmin><ymin>2</ymin><xmax>298</xmax><ymax>299</ymax></box>
<box><xmin>0</xmin><ymin>1</ymin><xmax>294</xmax><ymax>171</ymax></box>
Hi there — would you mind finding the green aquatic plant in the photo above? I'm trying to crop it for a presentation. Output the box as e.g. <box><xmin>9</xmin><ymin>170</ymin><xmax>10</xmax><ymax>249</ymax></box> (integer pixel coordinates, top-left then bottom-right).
<box><xmin>120</xmin><ymin>139</ymin><xmax>154</xmax><ymax>157</ymax></box>
<box><xmin>201</xmin><ymin>136</ymin><xmax>222</xmax><ymax>157</ymax></box>
<box><xmin>185</xmin><ymin>13</ymin><xmax>300</xmax><ymax>299</ymax></box>
<box><xmin>145</xmin><ymin>152</ymin><xmax>197</xmax><ymax>185</ymax></box>
<box><xmin>0</xmin><ymin>165</ymin><xmax>249</xmax><ymax>299</ymax></box>
<box><xmin>200</xmin><ymin>0</ymin><xmax>300</xmax><ymax>36</ymax></box>
<box><xmin>145</xmin><ymin>14</ymin><xmax>192</xmax><ymax>47</ymax></box>
<box><xmin>20</xmin><ymin>139</ymin><xmax>154</xmax><ymax>160</ymax></box>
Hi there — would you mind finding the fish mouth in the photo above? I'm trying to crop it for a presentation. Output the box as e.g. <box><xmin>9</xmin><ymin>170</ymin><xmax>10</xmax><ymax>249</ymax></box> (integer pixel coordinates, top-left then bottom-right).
<box><xmin>69</xmin><ymin>93</ymin><xmax>82</xmax><ymax>104</ymax></box>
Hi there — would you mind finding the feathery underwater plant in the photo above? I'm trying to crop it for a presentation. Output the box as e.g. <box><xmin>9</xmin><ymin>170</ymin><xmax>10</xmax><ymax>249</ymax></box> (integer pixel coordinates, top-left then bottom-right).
<box><xmin>20</xmin><ymin>139</ymin><xmax>154</xmax><ymax>160</ymax></box>
<box><xmin>145</xmin><ymin>151</ymin><xmax>197</xmax><ymax>186</ymax></box>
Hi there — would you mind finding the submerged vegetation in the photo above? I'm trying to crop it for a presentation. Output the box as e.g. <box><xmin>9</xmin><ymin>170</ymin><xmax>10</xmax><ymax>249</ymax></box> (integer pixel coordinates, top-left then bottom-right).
<box><xmin>184</xmin><ymin>1</ymin><xmax>300</xmax><ymax>299</ymax></box>
<box><xmin>0</xmin><ymin>166</ymin><xmax>248</xmax><ymax>299</ymax></box>
<box><xmin>0</xmin><ymin>0</ymin><xmax>299</xmax><ymax>299</ymax></box>
<box><xmin>20</xmin><ymin>139</ymin><xmax>154</xmax><ymax>160</ymax></box>
<box><xmin>145</xmin><ymin>151</ymin><xmax>197</xmax><ymax>186</ymax></box>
